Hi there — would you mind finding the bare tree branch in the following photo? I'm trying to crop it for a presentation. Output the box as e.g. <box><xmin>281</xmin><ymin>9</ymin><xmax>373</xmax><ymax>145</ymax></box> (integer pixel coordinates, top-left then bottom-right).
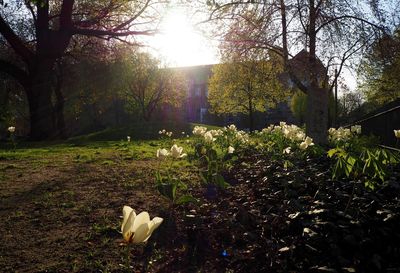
<box><xmin>0</xmin><ymin>15</ymin><xmax>34</xmax><ymax>64</ymax></box>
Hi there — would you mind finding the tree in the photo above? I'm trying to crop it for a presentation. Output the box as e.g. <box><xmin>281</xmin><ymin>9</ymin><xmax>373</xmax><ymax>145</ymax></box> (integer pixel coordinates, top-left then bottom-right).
<box><xmin>290</xmin><ymin>89</ymin><xmax>336</xmax><ymax>126</ymax></box>
<box><xmin>290</xmin><ymin>91</ymin><xmax>307</xmax><ymax>124</ymax></box>
<box><xmin>358</xmin><ymin>28</ymin><xmax>400</xmax><ymax>106</ymax></box>
<box><xmin>0</xmin><ymin>0</ymin><xmax>160</xmax><ymax>140</ymax></box>
<box><xmin>122</xmin><ymin>53</ymin><xmax>186</xmax><ymax>121</ymax></box>
<box><xmin>208</xmin><ymin>52</ymin><xmax>287</xmax><ymax>131</ymax></box>
<box><xmin>205</xmin><ymin>0</ymin><xmax>391</xmax><ymax>144</ymax></box>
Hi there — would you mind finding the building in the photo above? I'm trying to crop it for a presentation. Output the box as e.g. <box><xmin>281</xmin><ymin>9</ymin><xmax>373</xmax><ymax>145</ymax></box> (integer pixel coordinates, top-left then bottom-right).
<box><xmin>176</xmin><ymin>50</ymin><xmax>327</xmax><ymax>128</ymax></box>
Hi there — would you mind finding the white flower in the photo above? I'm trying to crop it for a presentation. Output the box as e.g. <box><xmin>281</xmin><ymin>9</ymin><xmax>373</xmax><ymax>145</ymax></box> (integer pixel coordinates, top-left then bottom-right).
<box><xmin>299</xmin><ymin>136</ymin><xmax>314</xmax><ymax>150</ymax></box>
<box><xmin>127</xmin><ymin>136</ymin><xmax>131</xmax><ymax>142</ymax></box>
<box><xmin>226</xmin><ymin>124</ymin><xmax>237</xmax><ymax>132</ymax></box>
<box><xmin>182</xmin><ymin>132</ymin><xmax>185</xmax><ymax>135</ymax></box>
<box><xmin>228</xmin><ymin>146</ymin><xmax>235</xmax><ymax>154</ymax></box>
<box><xmin>394</xmin><ymin>130</ymin><xmax>400</xmax><ymax>138</ymax></box>
<box><xmin>156</xmin><ymin>148</ymin><xmax>169</xmax><ymax>159</ymax></box>
<box><xmin>8</xmin><ymin>126</ymin><xmax>15</xmax><ymax>133</ymax></box>
<box><xmin>204</xmin><ymin>131</ymin><xmax>215</xmax><ymax>143</ymax></box>
<box><xmin>193</xmin><ymin>126</ymin><xmax>207</xmax><ymax>136</ymax></box>
<box><xmin>351</xmin><ymin>125</ymin><xmax>361</xmax><ymax>135</ymax></box>
<box><xmin>158</xmin><ymin>130</ymin><xmax>162</xmax><ymax>135</ymax></box>
<box><xmin>121</xmin><ymin>206</ymin><xmax>163</xmax><ymax>244</ymax></box>
<box><xmin>209</xmin><ymin>129</ymin><xmax>223</xmax><ymax>137</ymax></box>
<box><xmin>283</xmin><ymin>147</ymin><xmax>291</xmax><ymax>154</ymax></box>
<box><xmin>170</xmin><ymin>144</ymin><xmax>187</xmax><ymax>159</ymax></box>
<box><xmin>166</xmin><ymin>132</ymin><xmax>173</xmax><ymax>137</ymax></box>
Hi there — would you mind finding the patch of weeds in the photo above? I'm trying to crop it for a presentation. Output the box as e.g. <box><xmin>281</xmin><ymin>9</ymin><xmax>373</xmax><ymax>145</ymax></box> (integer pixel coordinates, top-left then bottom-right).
<box><xmin>92</xmin><ymin>217</ymin><xmax>117</xmax><ymax>237</ymax></box>
<box><xmin>122</xmin><ymin>180</ymin><xmax>140</xmax><ymax>189</ymax></box>
<box><xmin>0</xmin><ymin>151</ymin><xmax>19</xmax><ymax>160</ymax></box>
<box><xmin>13</xmin><ymin>210</ymin><xmax>24</xmax><ymax>218</ymax></box>
<box><xmin>102</xmin><ymin>160</ymin><xmax>114</xmax><ymax>165</ymax></box>
<box><xmin>0</xmin><ymin>164</ymin><xmax>18</xmax><ymax>170</ymax></box>
<box><xmin>74</xmin><ymin>153</ymin><xmax>95</xmax><ymax>163</ymax></box>
<box><xmin>62</xmin><ymin>189</ymin><xmax>75</xmax><ymax>197</ymax></box>
<box><xmin>59</xmin><ymin>202</ymin><xmax>75</xmax><ymax>209</ymax></box>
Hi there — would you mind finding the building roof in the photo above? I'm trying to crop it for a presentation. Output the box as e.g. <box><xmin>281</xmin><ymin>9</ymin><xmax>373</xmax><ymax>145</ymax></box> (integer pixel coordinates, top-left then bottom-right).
<box><xmin>288</xmin><ymin>49</ymin><xmax>326</xmax><ymax>80</ymax></box>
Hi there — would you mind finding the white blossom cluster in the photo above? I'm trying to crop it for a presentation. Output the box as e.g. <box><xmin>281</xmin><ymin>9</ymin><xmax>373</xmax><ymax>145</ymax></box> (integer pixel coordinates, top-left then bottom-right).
<box><xmin>328</xmin><ymin>125</ymin><xmax>361</xmax><ymax>142</ymax></box>
<box><xmin>192</xmin><ymin>126</ymin><xmax>208</xmax><ymax>136</ymax></box>
<box><xmin>259</xmin><ymin>122</ymin><xmax>314</xmax><ymax>150</ymax></box>
<box><xmin>192</xmin><ymin>124</ymin><xmax>249</xmax><ymax>145</ymax></box>
<box><xmin>156</xmin><ymin>144</ymin><xmax>187</xmax><ymax>159</ymax></box>
<box><xmin>158</xmin><ymin>129</ymin><xmax>173</xmax><ymax>137</ymax></box>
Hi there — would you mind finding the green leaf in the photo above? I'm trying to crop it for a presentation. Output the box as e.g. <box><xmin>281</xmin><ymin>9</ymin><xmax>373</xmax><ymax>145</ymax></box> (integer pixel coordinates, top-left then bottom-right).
<box><xmin>327</xmin><ymin>148</ymin><xmax>338</xmax><ymax>158</ymax></box>
<box><xmin>214</xmin><ymin>174</ymin><xmax>230</xmax><ymax>189</ymax></box>
<box><xmin>176</xmin><ymin>195</ymin><xmax>198</xmax><ymax>205</ymax></box>
<box><xmin>199</xmin><ymin>171</ymin><xmax>209</xmax><ymax>184</ymax></box>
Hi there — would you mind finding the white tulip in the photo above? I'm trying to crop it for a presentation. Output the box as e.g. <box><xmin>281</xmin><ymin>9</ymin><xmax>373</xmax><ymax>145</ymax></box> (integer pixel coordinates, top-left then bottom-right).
<box><xmin>127</xmin><ymin>136</ymin><xmax>131</xmax><ymax>142</ymax></box>
<box><xmin>283</xmin><ymin>147</ymin><xmax>291</xmax><ymax>154</ymax></box>
<box><xmin>193</xmin><ymin>126</ymin><xmax>207</xmax><ymax>136</ymax></box>
<box><xmin>156</xmin><ymin>148</ymin><xmax>169</xmax><ymax>159</ymax></box>
<box><xmin>170</xmin><ymin>144</ymin><xmax>187</xmax><ymax>158</ymax></box>
<box><xmin>351</xmin><ymin>125</ymin><xmax>361</xmax><ymax>134</ymax></box>
<box><xmin>299</xmin><ymin>142</ymin><xmax>308</xmax><ymax>150</ymax></box>
<box><xmin>8</xmin><ymin>126</ymin><xmax>15</xmax><ymax>133</ymax></box>
<box><xmin>227</xmin><ymin>146</ymin><xmax>235</xmax><ymax>154</ymax></box>
<box><xmin>394</xmin><ymin>130</ymin><xmax>400</xmax><ymax>138</ymax></box>
<box><xmin>299</xmin><ymin>136</ymin><xmax>314</xmax><ymax>150</ymax></box>
<box><xmin>204</xmin><ymin>131</ymin><xmax>215</xmax><ymax>143</ymax></box>
<box><xmin>121</xmin><ymin>206</ymin><xmax>163</xmax><ymax>244</ymax></box>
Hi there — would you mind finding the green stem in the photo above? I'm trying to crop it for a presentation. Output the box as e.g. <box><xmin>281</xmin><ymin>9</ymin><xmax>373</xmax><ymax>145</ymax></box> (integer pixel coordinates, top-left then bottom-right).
<box><xmin>125</xmin><ymin>244</ymin><xmax>131</xmax><ymax>271</ymax></box>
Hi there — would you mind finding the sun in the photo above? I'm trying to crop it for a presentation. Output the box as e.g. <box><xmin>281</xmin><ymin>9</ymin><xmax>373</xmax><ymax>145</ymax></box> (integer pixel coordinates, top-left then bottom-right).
<box><xmin>151</xmin><ymin>8</ymin><xmax>218</xmax><ymax>67</ymax></box>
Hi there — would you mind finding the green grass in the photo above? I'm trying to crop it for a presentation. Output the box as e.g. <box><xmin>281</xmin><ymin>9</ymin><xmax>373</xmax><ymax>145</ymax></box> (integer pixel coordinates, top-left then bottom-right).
<box><xmin>0</xmin><ymin>122</ymin><xmax>218</xmax><ymax>161</ymax></box>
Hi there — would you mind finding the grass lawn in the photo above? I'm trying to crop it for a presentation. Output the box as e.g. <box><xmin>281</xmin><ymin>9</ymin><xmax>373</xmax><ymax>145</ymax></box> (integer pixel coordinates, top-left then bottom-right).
<box><xmin>0</xmin><ymin>136</ymin><xmax>198</xmax><ymax>272</ymax></box>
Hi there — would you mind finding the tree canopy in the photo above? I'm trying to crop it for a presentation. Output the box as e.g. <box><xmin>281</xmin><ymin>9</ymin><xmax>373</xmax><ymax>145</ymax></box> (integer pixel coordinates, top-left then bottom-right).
<box><xmin>121</xmin><ymin>52</ymin><xmax>187</xmax><ymax>121</ymax></box>
<box><xmin>0</xmin><ymin>0</ymin><xmax>163</xmax><ymax>139</ymax></box>
<box><xmin>204</xmin><ymin>0</ymin><xmax>395</xmax><ymax>143</ymax></box>
<box><xmin>208</xmin><ymin>52</ymin><xmax>288</xmax><ymax>131</ymax></box>
<box><xmin>358</xmin><ymin>28</ymin><xmax>400</xmax><ymax>106</ymax></box>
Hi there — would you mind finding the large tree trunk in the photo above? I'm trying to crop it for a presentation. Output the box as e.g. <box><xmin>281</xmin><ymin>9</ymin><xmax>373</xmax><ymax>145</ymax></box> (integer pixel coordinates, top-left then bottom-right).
<box><xmin>305</xmin><ymin>86</ymin><xmax>329</xmax><ymax>145</ymax></box>
<box><xmin>304</xmin><ymin>0</ymin><xmax>328</xmax><ymax>145</ymax></box>
<box><xmin>27</xmin><ymin>61</ymin><xmax>56</xmax><ymax>140</ymax></box>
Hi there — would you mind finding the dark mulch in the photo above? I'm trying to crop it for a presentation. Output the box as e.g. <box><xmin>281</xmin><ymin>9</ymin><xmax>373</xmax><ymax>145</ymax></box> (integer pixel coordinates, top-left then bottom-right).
<box><xmin>162</xmin><ymin>153</ymin><xmax>400</xmax><ymax>273</ymax></box>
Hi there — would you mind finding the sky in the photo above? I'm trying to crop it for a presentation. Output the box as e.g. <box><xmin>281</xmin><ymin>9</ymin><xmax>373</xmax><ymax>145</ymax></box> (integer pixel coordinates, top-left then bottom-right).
<box><xmin>146</xmin><ymin>5</ymin><xmax>219</xmax><ymax>67</ymax></box>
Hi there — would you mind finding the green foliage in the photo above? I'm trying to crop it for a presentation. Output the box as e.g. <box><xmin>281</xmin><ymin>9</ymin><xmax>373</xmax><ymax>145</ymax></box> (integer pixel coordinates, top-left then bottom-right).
<box><xmin>290</xmin><ymin>90</ymin><xmax>336</xmax><ymax>125</ymax></box>
<box><xmin>358</xmin><ymin>28</ymin><xmax>400</xmax><ymax>106</ymax></box>
<box><xmin>155</xmin><ymin>171</ymin><xmax>196</xmax><ymax>205</ymax></box>
<box><xmin>328</xmin><ymin>138</ymin><xmax>400</xmax><ymax>190</ymax></box>
<box><xmin>120</xmin><ymin>52</ymin><xmax>187</xmax><ymax>121</ymax></box>
<box><xmin>208</xmin><ymin>52</ymin><xmax>288</xmax><ymax>129</ymax></box>
<box><xmin>290</xmin><ymin>91</ymin><xmax>307</xmax><ymax>124</ymax></box>
<box><xmin>198</xmin><ymin>147</ymin><xmax>230</xmax><ymax>189</ymax></box>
